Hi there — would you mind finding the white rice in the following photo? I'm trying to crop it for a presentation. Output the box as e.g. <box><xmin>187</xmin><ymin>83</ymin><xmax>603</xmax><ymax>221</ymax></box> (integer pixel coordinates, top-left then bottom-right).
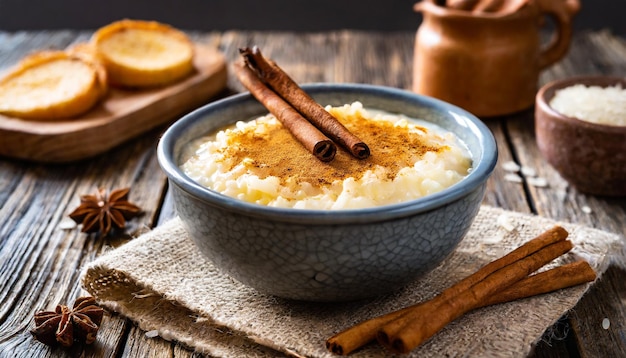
<box><xmin>549</xmin><ymin>84</ymin><xmax>626</xmax><ymax>126</ymax></box>
<box><xmin>180</xmin><ymin>102</ymin><xmax>472</xmax><ymax>210</ymax></box>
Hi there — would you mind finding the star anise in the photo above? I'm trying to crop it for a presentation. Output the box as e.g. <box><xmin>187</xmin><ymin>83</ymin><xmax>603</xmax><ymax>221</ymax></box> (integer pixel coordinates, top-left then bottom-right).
<box><xmin>69</xmin><ymin>187</ymin><xmax>142</xmax><ymax>236</ymax></box>
<box><xmin>31</xmin><ymin>296</ymin><xmax>104</xmax><ymax>347</ymax></box>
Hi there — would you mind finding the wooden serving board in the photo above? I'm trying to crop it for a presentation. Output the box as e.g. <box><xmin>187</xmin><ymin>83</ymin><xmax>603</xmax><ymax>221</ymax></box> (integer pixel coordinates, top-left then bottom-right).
<box><xmin>0</xmin><ymin>44</ymin><xmax>228</xmax><ymax>163</ymax></box>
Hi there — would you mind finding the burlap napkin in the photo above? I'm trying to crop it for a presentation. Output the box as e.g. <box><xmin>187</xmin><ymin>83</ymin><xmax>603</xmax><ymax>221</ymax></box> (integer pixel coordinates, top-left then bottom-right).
<box><xmin>81</xmin><ymin>205</ymin><xmax>626</xmax><ymax>357</ymax></box>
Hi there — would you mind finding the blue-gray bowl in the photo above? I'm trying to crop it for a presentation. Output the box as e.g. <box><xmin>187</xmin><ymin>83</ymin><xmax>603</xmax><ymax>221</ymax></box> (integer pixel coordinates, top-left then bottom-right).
<box><xmin>157</xmin><ymin>83</ymin><xmax>497</xmax><ymax>302</ymax></box>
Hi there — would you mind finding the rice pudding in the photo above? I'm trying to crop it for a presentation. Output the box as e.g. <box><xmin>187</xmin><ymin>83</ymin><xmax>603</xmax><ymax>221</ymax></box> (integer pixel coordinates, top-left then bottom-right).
<box><xmin>180</xmin><ymin>102</ymin><xmax>472</xmax><ymax>209</ymax></box>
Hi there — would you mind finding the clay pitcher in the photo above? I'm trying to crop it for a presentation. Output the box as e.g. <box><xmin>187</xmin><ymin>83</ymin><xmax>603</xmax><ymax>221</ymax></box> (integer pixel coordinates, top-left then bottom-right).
<box><xmin>413</xmin><ymin>0</ymin><xmax>580</xmax><ymax>117</ymax></box>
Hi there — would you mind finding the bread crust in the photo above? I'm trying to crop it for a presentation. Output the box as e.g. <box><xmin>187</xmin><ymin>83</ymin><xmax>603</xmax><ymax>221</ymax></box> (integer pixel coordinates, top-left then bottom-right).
<box><xmin>92</xmin><ymin>19</ymin><xmax>195</xmax><ymax>88</ymax></box>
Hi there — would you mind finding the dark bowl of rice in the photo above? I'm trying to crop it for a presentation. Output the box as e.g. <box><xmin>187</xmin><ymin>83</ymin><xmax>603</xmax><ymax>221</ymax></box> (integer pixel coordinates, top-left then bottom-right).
<box><xmin>535</xmin><ymin>75</ymin><xmax>626</xmax><ymax>196</ymax></box>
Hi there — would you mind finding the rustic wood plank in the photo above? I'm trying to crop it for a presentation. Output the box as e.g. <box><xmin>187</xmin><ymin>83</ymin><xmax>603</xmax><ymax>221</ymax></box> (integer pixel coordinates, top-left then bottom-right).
<box><xmin>569</xmin><ymin>265</ymin><xmax>626</xmax><ymax>358</ymax></box>
<box><xmin>0</xmin><ymin>30</ymin><xmax>90</xmax><ymax>71</ymax></box>
<box><xmin>0</xmin><ymin>122</ymin><xmax>170</xmax><ymax>356</ymax></box>
<box><xmin>483</xmin><ymin>118</ymin><xmax>533</xmax><ymax>213</ymax></box>
<box><xmin>333</xmin><ymin>31</ymin><xmax>414</xmax><ymax>87</ymax></box>
<box><xmin>174</xmin><ymin>344</ymin><xmax>205</xmax><ymax>357</ymax></box>
<box><xmin>506</xmin><ymin>30</ymin><xmax>626</xmax><ymax>358</ymax></box>
<box><xmin>80</xmin><ymin>314</ymin><xmax>128</xmax><ymax>358</ymax></box>
<box><xmin>263</xmin><ymin>32</ymin><xmax>339</xmax><ymax>83</ymax></box>
<box><xmin>120</xmin><ymin>326</ymin><xmax>176</xmax><ymax>358</ymax></box>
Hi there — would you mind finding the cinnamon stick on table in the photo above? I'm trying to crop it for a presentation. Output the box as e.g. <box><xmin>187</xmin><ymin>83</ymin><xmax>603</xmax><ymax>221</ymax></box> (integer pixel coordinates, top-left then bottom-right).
<box><xmin>376</xmin><ymin>225</ymin><xmax>571</xmax><ymax>347</ymax></box>
<box><xmin>326</xmin><ymin>260</ymin><xmax>595</xmax><ymax>356</ymax></box>
<box><xmin>480</xmin><ymin>260</ymin><xmax>596</xmax><ymax>306</ymax></box>
<box><xmin>233</xmin><ymin>62</ymin><xmax>337</xmax><ymax>162</ymax></box>
<box><xmin>379</xmin><ymin>239</ymin><xmax>574</xmax><ymax>353</ymax></box>
<box><xmin>326</xmin><ymin>226</ymin><xmax>597</xmax><ymax>355</ymax></box>
<box><xmin>239</xmin><ymin>46</ymin><xmax>370</xmax><ymax>159</ymax></box>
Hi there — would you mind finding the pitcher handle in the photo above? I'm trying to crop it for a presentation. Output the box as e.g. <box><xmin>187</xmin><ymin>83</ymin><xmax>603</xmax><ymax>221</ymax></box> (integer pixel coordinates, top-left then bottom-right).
<box><xmin>538</xmin><ymin>0</ymin><xmax>580</xmax><ymax>69</ymax></box>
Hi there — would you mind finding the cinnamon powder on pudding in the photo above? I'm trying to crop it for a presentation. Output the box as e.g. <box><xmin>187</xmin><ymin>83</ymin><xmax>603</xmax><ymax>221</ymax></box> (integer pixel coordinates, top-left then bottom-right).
<box><xmin>220</xmin><ymin>111</ymin><xmax>446</xmax><ymax>187</ymax></box>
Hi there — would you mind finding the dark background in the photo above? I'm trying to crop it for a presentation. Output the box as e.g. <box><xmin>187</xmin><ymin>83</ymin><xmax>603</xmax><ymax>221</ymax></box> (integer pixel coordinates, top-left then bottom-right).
<box><xmin>0</xmin><ymin>0</ymin><xmax>623</xmax><ymax>35</ymax></box>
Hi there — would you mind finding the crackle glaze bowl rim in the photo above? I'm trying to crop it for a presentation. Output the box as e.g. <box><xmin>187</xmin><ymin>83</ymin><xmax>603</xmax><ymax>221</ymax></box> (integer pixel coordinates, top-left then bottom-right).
<box><xmin>536</xmin><ymin>75</ymin><xmax>626</xmax><ymax>134</ymax></box>
<box><xmin>157</xmin><ymin>83</ymin><xmax>497</xmax><ymax>224</ymax></box>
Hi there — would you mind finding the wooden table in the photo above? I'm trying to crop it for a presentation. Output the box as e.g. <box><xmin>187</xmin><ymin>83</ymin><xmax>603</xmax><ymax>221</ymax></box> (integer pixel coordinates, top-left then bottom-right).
<box><xmin>0</xmin><ymin>29</ymin><xmax>624</xmax><ymax>357</ymax></box>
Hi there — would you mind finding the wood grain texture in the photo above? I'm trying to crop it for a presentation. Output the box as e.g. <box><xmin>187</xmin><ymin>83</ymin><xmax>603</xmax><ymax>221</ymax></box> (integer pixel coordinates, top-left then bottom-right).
<box><xmin>0</xmin><ymin>44</ymin><xmax>228</xmax><ymax>163</ymax></box>
<box><xmin>0</xmin><ymin>29</ymin><xmax>624</xmax><ymax>358</ymax></box>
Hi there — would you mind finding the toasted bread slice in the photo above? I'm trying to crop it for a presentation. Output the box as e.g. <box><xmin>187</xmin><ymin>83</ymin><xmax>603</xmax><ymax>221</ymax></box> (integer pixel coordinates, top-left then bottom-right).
<box><xmin>67</xmin><ymin>42</ymin><xmax>100</xmax><ymax>64</ymax></box>
<box><xmin>0</xmin><ymin>51</ymin><xmax>106</xmax><ymax>120</ymax></box>
<box><xmin>66</xmin><ymin>42</ymin><xmax>108</xmax><ymax>94</ymax></box>
<box><xmin>92</xmin><ymin>19</ymin><xmax>195</xmax><ymax>88</ymax></box>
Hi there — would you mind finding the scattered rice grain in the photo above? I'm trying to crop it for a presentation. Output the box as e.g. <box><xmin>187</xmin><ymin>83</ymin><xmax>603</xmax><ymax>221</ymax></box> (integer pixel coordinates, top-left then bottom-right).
<box><xmin>527</xmin><ymin>176</ymin><xmax>549</xmax><ymax>188</ymax></box>
<box><xmin>521</xmin><ymin>166</ymin><xmax>537</xmax><ymax>177</ymax></box>
<box><xmin>581</xmin><ymin>205</ymin><xmax>592</xmax><ymax>214</ymax></box>
<box><xmin>58</xmin><ymin>219</ymin><xmax>76</xmax><ymax>230</ymax></box>
<box><xmin>496</xmin><ymin>213</ymin><xmax>517</xmax><ymax>232</ymax></box>
<box><xmin>483</xmin><ymin>234</ymin><xmax>505</xmax><ymax>244</ymax></box>
<box><xmin>502</xmin><ymin>161</ymin><xmax>521</xmax><ymax>172</ymax></box>
<box><xmin>504</xmin><ymin>173</ymin><xmax>523</xmax><ymax>183</ymax></box>
<box><xmin>602</xmin><ymin>318</ymin><xmax>610</xmax><ymax>330</ymax></box>
<box><xmin>145</xmin><ymin>330</ymin><xmax>159</xmax><ymax>338</ymax></box>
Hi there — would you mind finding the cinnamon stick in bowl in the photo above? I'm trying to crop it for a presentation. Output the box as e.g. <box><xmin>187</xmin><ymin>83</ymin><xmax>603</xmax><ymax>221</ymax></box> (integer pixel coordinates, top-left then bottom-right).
<box><xmin>233</xmin><ymin>62</ymin><xmax>337</xmax><ymax>162</ymax></box>
<box><xmin>239</xmin><ymin>46</ymin><xmax>370</xmax><ymax>159</ymax></box>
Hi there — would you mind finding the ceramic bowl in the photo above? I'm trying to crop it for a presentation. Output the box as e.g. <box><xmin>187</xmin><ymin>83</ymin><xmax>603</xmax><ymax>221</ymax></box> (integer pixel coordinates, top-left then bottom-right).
<box><xmin>535</xmin><ymin>76</ymin><xmax>626</xmax><ymax>196</ymax></box>
<box><xmin>157</xmin><ymin>83</ymin><xmax>497</xmax><ymax>301</ymax></box>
